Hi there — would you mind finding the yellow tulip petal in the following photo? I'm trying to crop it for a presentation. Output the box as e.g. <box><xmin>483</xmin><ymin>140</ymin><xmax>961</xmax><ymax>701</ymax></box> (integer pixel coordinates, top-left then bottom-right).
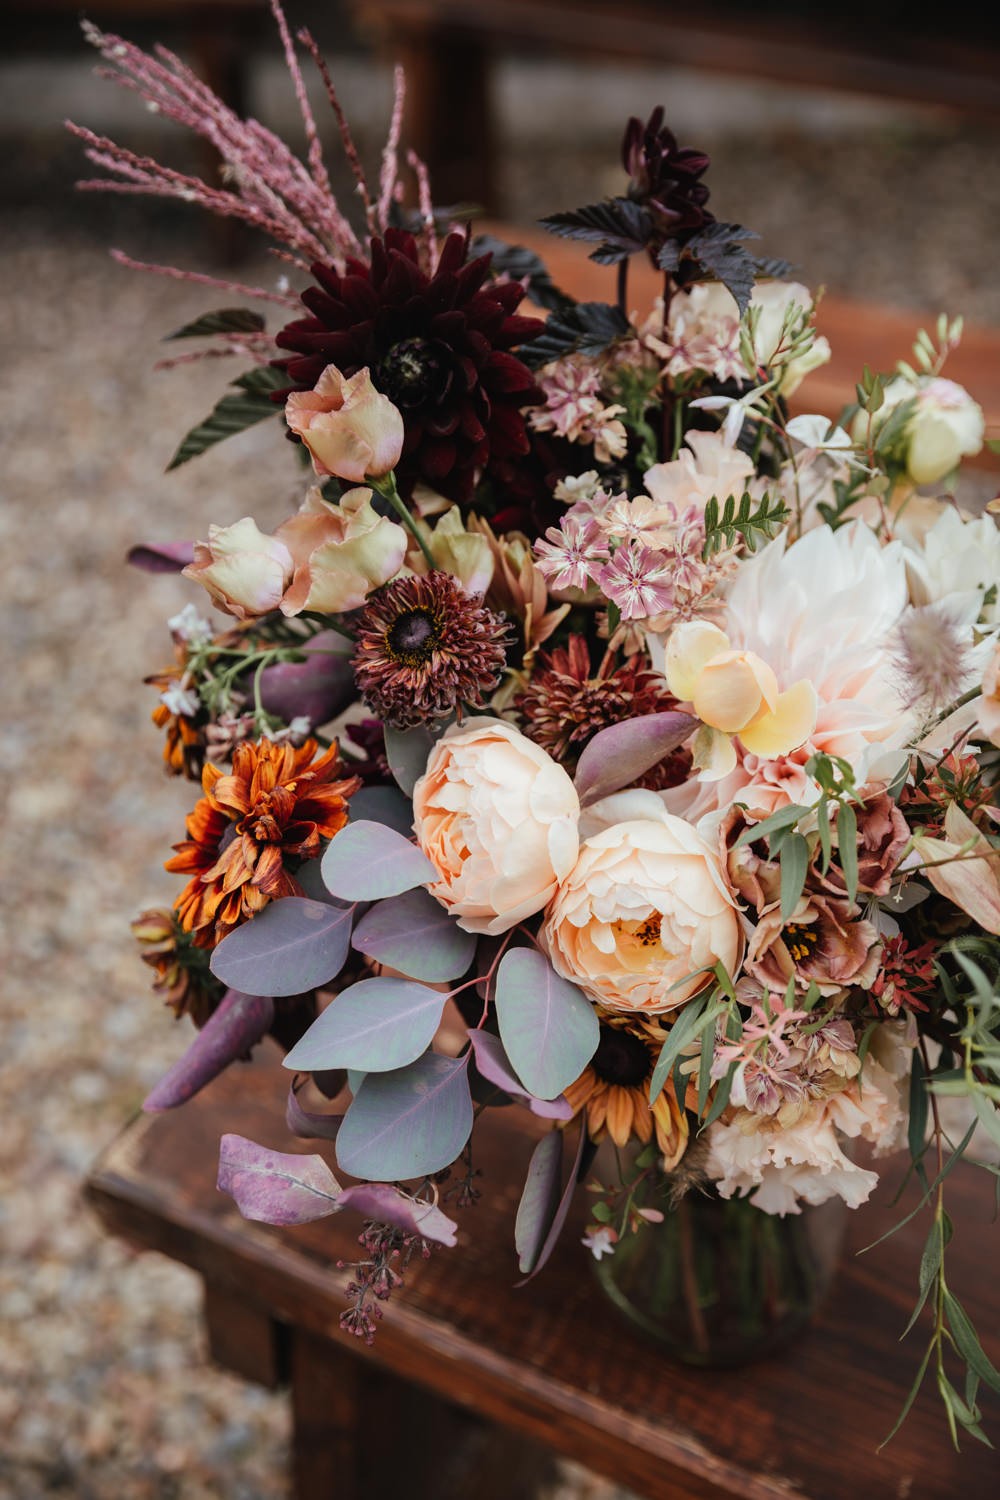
<box><xmin>694</xmin><ymin>651</ymin><xmax>777</xmax><ymax>733</ymax></box>
<box><xmin>691</xmin><ymin>725</ymin><xmax>738</xmax><ymax>782</ymax></box>
<box><xmin>739</xmin><ymin>679</ymin><xmax>818</xmax><ymax>757</ymax></box>
<box><xmin>663</xmin><ymin>620</ymin><xmax>730</xmax><ymax>702</ymax></box>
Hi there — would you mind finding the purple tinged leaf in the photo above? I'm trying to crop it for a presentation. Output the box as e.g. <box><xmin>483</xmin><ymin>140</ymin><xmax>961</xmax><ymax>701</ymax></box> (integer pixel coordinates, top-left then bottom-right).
<box><xmin>217</xmin><ymin>1134</ymin><xmax>341</xmax><ymax>1226</ymax></box>
<box><xmin>143</xmin><ymin>990</ymin><xmax>274</xmax><ymax>1112</ymax></box>
<box><xmin>285</xmin><ymin>1083</ymin><xmax>344</xmax><ymax>1141</ymax></box>
<box><xmin>295</xmin><ymin>859</ymin><xmax>353</xmax><ymax>908</ymax></box>
<box><xmin>573</xmin><ymin>711</ymin><xmax>696</xmax><ymax>806</ymax></box>
<box><xmin>352</xmin><ymin>888</ymin><xmax>475</xmax><ymax>982</ymax></box>
<box><xmin>258</xmin><ymin>631</ymin><xmax>355</xmax><ymax>729</ymax></box>
<box><xmin>126</xmin><ymin>539</ymin><xmax>195</xmax><ymax>573</ymax></box>
<box><xmin>320</xmin><ymin>820</ymin><xmax>435</xmax><ymax>901</ymax></box>
<box><xmin>282</xmin><ymin>977</ymin><xmax>449</xmax><ymax>1074</ymax></box>
<box><xmin>335</xmin><ymin>1184</ymin><xmax>458</xmax><ymax>1247</ymax></box>
<box><xmin>517</xmin><ymin>1121</ymin><xmax>587</xmax><ymax>1284</ymax></box>
<box><xmin>210</xmin><ymin>897</ymin><xmax>354</xmax><ymax>996</ymax></box>
<box><xmin>349</xmin><ymin>785</ymin><xmax>415</xmax><ymax>839</ymax></box>
<box><xmin>467</xmin><ymin>1031</ymin><xmax>574</xmax><ymax>1120</ymax></box>
<box><xmin>495</xmin><ymin>949</ymin><xmax>599</xmax><ymax>1101</ymax></box>
<box><xmin>514</xmin><ymin>1130</ymin><xmax>562</xmax><ymax>1274</ymax></box>
<box><xmin>336</xmin><ymin>1052</ymin><xmax>473</xmax><ymax>1180</ymax></box>
<box><xmin>383</xmin><ymin>721</ymin><xmax>449</xmax><ymax>796</ymax></box>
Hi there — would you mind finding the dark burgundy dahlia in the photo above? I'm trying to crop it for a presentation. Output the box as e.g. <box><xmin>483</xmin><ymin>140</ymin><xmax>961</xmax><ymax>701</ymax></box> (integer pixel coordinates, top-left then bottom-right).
<box><xmin>621</xmin><ymin>106</ymin><xmax>714</xmax><ymax>244</ymax></box>
<box><xmin>275</xmin><ymin>229</ymin><xmax>544</xmax><ymax>505</ymax></box>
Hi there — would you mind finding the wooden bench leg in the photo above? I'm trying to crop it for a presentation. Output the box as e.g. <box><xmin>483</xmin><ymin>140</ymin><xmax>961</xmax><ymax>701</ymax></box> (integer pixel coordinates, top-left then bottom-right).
<box><xmin>203</xmin><ymin>1280</ymin><xmax>288</xmax><ymax>1389</ymax></box>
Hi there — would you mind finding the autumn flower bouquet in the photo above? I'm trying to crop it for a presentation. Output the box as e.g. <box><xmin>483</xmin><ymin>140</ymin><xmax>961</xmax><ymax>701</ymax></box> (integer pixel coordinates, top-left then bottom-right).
<box><xmin>76</xmin><ymin>1</ymin><xmax>1000</xmax><ymax>1446</ymax></box>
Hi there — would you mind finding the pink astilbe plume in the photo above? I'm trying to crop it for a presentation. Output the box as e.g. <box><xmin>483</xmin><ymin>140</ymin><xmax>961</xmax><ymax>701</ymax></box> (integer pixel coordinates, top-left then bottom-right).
<box><xmin>65</xmin><ymin>1</ymin><xmax>424</xmax><ymax>301</ymax></box>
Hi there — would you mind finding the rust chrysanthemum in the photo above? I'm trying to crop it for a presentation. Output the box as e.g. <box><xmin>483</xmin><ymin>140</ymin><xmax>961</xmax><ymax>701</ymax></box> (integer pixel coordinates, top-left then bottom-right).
<box><xmin>274</xmin><ymin>228</ymin><xmax>543</xmax><ymax>504</ymax></box>
<box><xmin>352</xmin><ymin>571</ymin><xmax>510</xmax><ymax>731</ymax></box>
<box><xmin>564</xmin><ymin>1020</ymin><xmax>689</xmax><ymax>1170</ymax></box>
<box><xmin>514</xmin><ymin>634</ymin><xmax>688</xmax><ymax>786</ymax></box>
<box><xmin>166</xmin><ymin>738</ymin><xmax>360</xmax><ymax>947</ymax></box>
<box><xmin>131</xmin><ymin>907</ymin><xmax>225</xmax><ymax>1026</ymax></box>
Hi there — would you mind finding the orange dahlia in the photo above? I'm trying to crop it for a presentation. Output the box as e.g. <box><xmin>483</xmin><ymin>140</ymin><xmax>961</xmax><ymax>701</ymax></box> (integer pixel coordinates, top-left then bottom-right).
<box><xmin>166</xmin><ymin>738</ymin><xmax>360</xmax><ymax>947</ymax></box>
<box><xmin>564</xmin><ymin>1020</ymin><xmax>690</xmax><ymax>1170</ymax></box>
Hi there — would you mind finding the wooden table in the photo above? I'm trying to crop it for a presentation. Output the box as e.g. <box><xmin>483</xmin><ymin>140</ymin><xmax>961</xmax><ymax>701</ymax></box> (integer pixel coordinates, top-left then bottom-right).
<box><xmin>85</xmin><ymin>1042</ymin><xmax>1000</xmax><ymax>1499</ymax></box>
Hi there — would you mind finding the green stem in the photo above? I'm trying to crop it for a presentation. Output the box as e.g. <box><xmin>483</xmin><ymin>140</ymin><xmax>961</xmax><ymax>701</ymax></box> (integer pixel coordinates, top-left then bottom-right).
<box><xmin>370</xmin><ymin>472</ymin><xmax>437</xmax><ymax>570</ymax></box>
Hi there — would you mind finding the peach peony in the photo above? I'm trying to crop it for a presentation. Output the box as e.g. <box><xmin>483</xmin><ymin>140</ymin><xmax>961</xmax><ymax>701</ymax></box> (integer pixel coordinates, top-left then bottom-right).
<box><xmin>412</xmin><ymin>718</ymin><xmax>580</xmax><ymax>935</ymax></box>
<box><xmin>542</xmin><ymin>795</ymin><xmax>743</xmax><ymax>1013</ymax></box>
<box><xmin>285</xmin><ymin>365</ymin><xmax>404</xmax><ymax>482</ymax></box>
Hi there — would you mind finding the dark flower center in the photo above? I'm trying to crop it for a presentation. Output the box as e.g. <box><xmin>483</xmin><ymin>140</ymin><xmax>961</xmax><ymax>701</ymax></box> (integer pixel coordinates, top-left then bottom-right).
<box><xmin>386</xmin><ymin>607</ymin><xmax>441</xmax><ymax>667</ymax></box>
<box><xmin>375</xmin><ymin>337</ymin><xmax>452</xmax><ymax>409</ymax></box>
<box><xmin>784</xmin><ymin>922</ymin><xmax>819</xmax><ymax>963</ymax></box>
<box><xmin>591</xmin><ymin>1026</ymin><xmax>650</xmax><ymax>1088</ymax></box>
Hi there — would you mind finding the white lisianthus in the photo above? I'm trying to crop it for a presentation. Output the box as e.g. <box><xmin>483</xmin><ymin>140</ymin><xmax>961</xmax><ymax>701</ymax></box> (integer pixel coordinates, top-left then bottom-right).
<box><xmin>902</xmin><ymin>506</ymin><xmax>1000</xmax><ymax>627</ymax></box>
<box><xmin>412</xmin><ymin>718</ymin><xmax>580</xmax><ymax>935</ymax></box>
<box><xmin>873</xmin><ymin>374</ymin><xmax>984</xmax><ymax>484</ymax></box>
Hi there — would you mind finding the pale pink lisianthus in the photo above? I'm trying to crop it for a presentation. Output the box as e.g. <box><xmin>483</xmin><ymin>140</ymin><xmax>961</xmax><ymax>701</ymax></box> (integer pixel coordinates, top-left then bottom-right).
<box><xmin>275</xmin><ymin>486</ymin><xmax>408</xmax><ymax>616</ymax></box>
<box><xmin>412</xmin><ymin>718</ymin><xmax>580</xmax><ymax>936</ymax></box>
<box><xmin>285</xmin><ymin>365</ymin><xmax>404</xmax><ymax>482</ymax></box>
<box><xmin>542</xmin><ymin>793</ymin><xmax>743</xmax><ymax>1014</ymax></box>
<box><xmin>184</xmin><ymin>517</ymin><xmax>294</xmax><ymax>620</ymax></box>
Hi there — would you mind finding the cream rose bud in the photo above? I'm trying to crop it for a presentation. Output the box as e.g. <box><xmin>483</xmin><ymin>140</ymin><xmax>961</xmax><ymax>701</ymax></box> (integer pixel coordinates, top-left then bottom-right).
<box><xmin>285</xmin><ymin>365</ymin><xmax>405</xmax><ymax>482</ymax></box>
<box><xmin>875</xmin><ymin>374</ymin><xmax>984</xmax><ymax>485</ymax></box>
<box><xmin>542</xmin><ymin>801</ymin><xmax>743</xmax><ymax>1014</ymax></box>
<box><xmin>275</xmin><ymin>486</ymin><xmax>408</xmax><ymax>616</ymax></box>
<box><xmin>412</xmin><ymin>718</ymin><xmax>580</xmax><ymax>935</ymax></box>
<box><xmin>183</xmin><ymin>517</ymin><xmax>294</xmax><ymax>619</ymax></box>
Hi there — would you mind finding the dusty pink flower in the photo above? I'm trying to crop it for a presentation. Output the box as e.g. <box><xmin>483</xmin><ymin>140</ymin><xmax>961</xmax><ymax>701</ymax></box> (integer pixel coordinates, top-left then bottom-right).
<box><xmin>534</xmin><ymin>516</ymin><xmax>609</xmax><ymax>592</ymax></box>
<box><xmin>276</xmin><ymin>486</ymin><xmax>408</xmax><ymax>616</ymax></box>
<box><xmin>598</xmin><ymin>541</ymin><xmax>675</xmax><ymax>620</ymax></box>
<box><xmin>529</xmin><ymin>355</ymin><xmax>627</xmax><ymax>462</ymax></box>
<box><xmin>285</xmin><ymin>365</ymin><xmax>404</xmax><ymax>482</ymax></box>
<box><xmin>746</xmin><ymin>893</ymin><xmax>880</xmax><ymax>999</ymax></box>
<box><xmin>184</xmin><ymin>517</ymin><xmax>294</xmax><ymax>620</ymax></box>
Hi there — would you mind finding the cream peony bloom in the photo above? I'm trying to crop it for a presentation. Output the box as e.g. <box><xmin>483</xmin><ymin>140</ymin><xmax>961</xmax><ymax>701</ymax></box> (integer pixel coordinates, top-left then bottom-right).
<box><xmin>276</xmin><ymin>486</ymin><xmax>408</xmax><ymax>616</ymax></box>
<box><xmin>872</xmin><ymin>374</ymin><xmax>984</xmax><ymax>485</ymax></box>
<box><xmin>285</xmin><ymin>365</ymin><xmax>404</xmax><ymax>482</ymax></box>
<box><xmin>412</xmin><ymin>718</ymin><xmax>580</xmax><ymax>935</ymax></box>
<box><xmin>979</xmin><ymin>641</ymin><xmax>1000</xmax><ymax>748</ymax></box>
<box><xmin>184</xmin><ymin>517</ymin><xmax>294</xmax><ymax>620</ymax></box>
<box><xmin>542</xmin><ymin>796</ymin><xmax>742</xmax><ymax>1013</ymax></box>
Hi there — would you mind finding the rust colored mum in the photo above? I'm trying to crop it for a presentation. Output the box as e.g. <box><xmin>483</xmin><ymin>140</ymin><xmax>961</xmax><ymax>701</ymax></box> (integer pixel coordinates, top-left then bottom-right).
<box><xmin>166</xmin><ymin>738</ymin><xmax>360</xmax><ymax>947</ymax></box>
<box><xmin>131</xmin><ymin>907</ymin><xmax>225</xmax><ymax>1026</ymax></box>
<box><xmin>353</xmin><ymin>571</ymin><xmax>510</xmax><ymax>731</ymax></box>
<box><xmin>274</xmin><ymin>229</ymin><xmax>543</xmax><ymax>504</ymax></box>
<box><xmin>514</xmin><ymin>635</ymin><xmax>686</xmax><ymax>785</ymax></box>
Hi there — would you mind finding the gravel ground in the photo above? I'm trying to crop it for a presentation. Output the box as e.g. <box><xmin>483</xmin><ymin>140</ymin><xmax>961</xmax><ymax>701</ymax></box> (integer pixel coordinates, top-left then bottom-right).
<box><xmin>2</xmin><ymin>43</ymin><xmax>1000</xmax><ymax>1500</ymax></box>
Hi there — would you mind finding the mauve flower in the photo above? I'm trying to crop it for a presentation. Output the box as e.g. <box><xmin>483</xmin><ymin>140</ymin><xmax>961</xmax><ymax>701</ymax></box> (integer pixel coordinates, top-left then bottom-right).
<box><xmin>285</xmin><ymin>365</ymin><xmax>404</xmax><ymax>482</ymax></box>
<box><xmin>275</xmin><ymin>487</ymin><xmax>408</xmax><ymax>616</ymax></box>
<box><xmin>412</xmin><ymin>718</ymin><xmax>580</xmax><ymax>935</ymax></box>
<box><xmin>184</xmin><ymin>517</ymin><xmax>294</xmax><ymax>620</ymax></box>
<box><xmin>542</xmin><ymin>795</ymin><xmax>742</xmax><ymax>1014</ymax></box>
<box><xmin>746</xmin><ymin>892</ymin><xmax>880</xmax><ymax>999</ymax></box>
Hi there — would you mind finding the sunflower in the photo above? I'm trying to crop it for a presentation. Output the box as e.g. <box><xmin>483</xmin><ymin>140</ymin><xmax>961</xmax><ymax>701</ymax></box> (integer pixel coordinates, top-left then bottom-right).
<box><xmin>564</xmin><ymin>1019</ymin><xmax>689</xmax><ymax>1170</ymax></box>
<box><xmin>274</xmin><ymin>229</ymin><xmax>543</xmax><ymax>504</ymax></box>
<box><xmin>166</xmin><ymin>737</ymin><xmax>360</xmax><ymax>947</ymax></box>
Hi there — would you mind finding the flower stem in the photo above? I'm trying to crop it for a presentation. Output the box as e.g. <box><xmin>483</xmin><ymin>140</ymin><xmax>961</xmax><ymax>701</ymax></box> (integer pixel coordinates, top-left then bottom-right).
<box><xmin>371</xmin><ymin>472</ymin><xmax>437</xmax><ymax>570</ymax></box>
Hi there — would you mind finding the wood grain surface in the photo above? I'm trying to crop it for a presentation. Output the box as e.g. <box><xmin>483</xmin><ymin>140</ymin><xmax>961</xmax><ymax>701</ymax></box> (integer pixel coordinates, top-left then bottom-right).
<box><xmin>86</xmin><ymin>1043</ymin><xmax>1000</xmax><ymax>1499</ymax></box>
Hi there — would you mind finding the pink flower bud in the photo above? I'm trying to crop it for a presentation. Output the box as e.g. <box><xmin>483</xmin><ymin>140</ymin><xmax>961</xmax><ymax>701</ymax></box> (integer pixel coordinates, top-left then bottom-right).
<box><xmin>285</xmin><ymin>365</ymin><xmax>405</xmax><ymax>482</ymax></box>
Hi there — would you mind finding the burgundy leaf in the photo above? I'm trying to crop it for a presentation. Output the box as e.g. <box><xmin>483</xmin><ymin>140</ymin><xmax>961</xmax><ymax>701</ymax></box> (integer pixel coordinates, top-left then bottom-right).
<box><xmin>336</xmin><ymin>1183</ymin><xmax>459</xmax><ymax>1247</ymax></box>
<box><xmin>126</xmin><ymin>539</ymin><xmax>195</xmax><ymax>573</ymax></box>
<box><xmin>285</xmin><ymin>1082</ymin><xmax>344</xmax><ymax>1142</ymax></box>
<box><xmin>573</xmin><ymin>710</ymin><xmax>696</xmax><ymax>806</ymax></box>
<box><xmin>143</xmin><ymin>990</ymin><xmax>274</xmax><ymax>1112</ymax></box>
<box><xmin>217</xmin><ymin>1134</ymin><xmax>340</xmax><ymax>1226</ymax></box>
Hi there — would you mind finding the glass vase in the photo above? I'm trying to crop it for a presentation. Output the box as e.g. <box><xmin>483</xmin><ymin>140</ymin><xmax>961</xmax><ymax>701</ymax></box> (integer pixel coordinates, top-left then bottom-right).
<box><xmin>594</xmin><ymin>1186</ymin><xmax>846</xmax><ymax>1366</ymax></box>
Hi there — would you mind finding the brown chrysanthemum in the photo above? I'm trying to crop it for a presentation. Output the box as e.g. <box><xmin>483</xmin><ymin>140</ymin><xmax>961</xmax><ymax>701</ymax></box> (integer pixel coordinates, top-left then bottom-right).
<box><xmin>165</xmin><ymin>738</ymin><xmax>360</xmax><ymax>947</ymax></box>
<box><xmin>564</xmin><ymin>1020</ymin><xmax>689</xmax><ymax>1170</ymax></box>
<box><xmin>352</xmin><ymin>571</ymin><xmax>510</xmax><ymax>730</ymax></box>
<box><xmin>274</xmin><ymin>229</ymin><xmax>543</xmax><ymax>505</ymax></box>
<box><xmin>514</xmin><ymin>635</ymin><xmax>689</xmax><ymax>786</ymax></box>
<box><xmin>131</xmin><ymin>907</ymin><xmax>225</xmax><ymax>1026</ymax></box>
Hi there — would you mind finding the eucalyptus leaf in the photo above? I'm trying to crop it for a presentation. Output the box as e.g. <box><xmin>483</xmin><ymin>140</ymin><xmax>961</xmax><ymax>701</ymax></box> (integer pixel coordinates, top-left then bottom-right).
<box><xmin>495</xmin><ymin>949</ymin><xmax>599</xmax><ymax>1100</ymax></box>
<box><xmin>384</xmin><ymin>721</ymin><xmax>447</xmax><ymax>796</ymax></box>
<box><xmin>779</xmin><ymin>833</ymin><xmax>809</xmax><ymax>921</ymax></box>
<box><xmin>282</xmin><ymin>977</ymin><xmax>449</xmax><ymax>1073</ymax></box>
<box><xmin>352</xmin><ymin>888</ymin><xmax>476</xmax><ymax>981</ymax></box>
<box><xmin>321</xmin><ymin>820</ymin><xmax>436</xmax><ymax>901</ymax></box>
<box><xmin>517</xmin><ymin>1122</ymin><xmax>588</xmax><ymax>1283</ymax></box>
<box><xmin>467</xmin><ymin>1030</ymin><xmax>574</xmax><ymax>1120</ymax></box>
<box><xmin>336</xmin><ymin>1052</ymin><xmax>473</xmax><ymax>1181</ymax></box>
<box><xmin>210</xmin><ymin>897</ymin><xmax>353</xmax><ymax>996</ymax></box>
<box><xmin>514</xmin><ymin>1131</ymin><xmax>563</xmax><ymax>1274</ymax></box>
<box><xmin>335</xmin><ymin>1183</ymin><xmax>458</xmax><ymax>1246</ymax></box>
<box><xmin>349</xmin><ymin>785</ymin><xmax>415</xmax><ymax>839</ymax></box>
<box><xmin>217</xmin><ymin>1134</ymin><xmax>341</xmax><ymax>1226</ymax></box>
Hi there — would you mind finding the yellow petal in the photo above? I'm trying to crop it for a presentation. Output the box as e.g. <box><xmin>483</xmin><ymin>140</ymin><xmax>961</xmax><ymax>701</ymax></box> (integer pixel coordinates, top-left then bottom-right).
<box><xmin>739</xmin><ymin>679</ymin><xmax>818</xmax><ymax>757</ymax></box>
<box><xmin>691</xmin><ymin>725</ymin><xmax>738</xmax><ymax>781</ymax></box>
<box><xmin>693</xmin><ymin>651</ymin><xmax>778</xmax><ymax>733</ymax></box>
<box><xmin>663</xmin><ymin>620</ymin><xmax>730</xmax><ymax>702</ymax></box>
